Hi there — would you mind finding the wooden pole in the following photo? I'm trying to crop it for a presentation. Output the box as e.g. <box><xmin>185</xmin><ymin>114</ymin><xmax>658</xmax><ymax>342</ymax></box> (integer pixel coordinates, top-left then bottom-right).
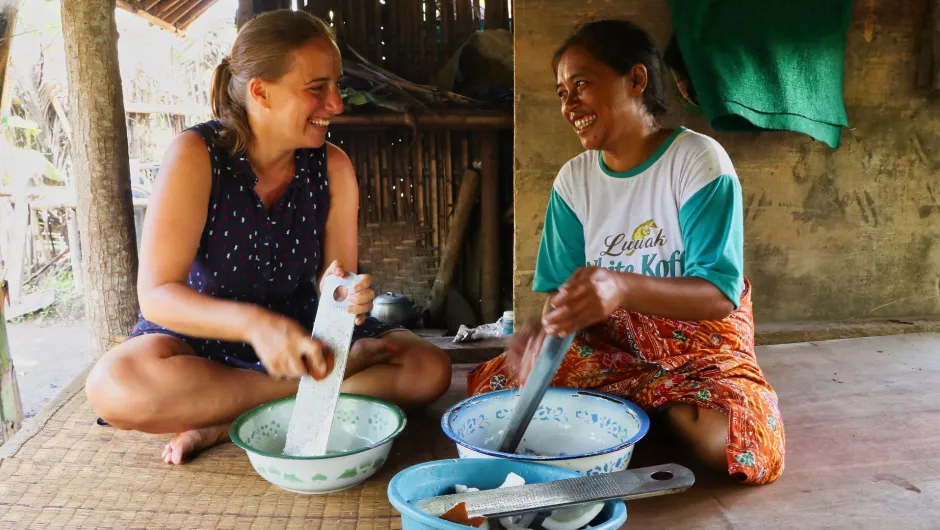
<box><xmin>61</xmin><ymin>0</ymin><xmax>141</xmax><ymax>358</ymax></box>
<box><xmin>480</xmin><ymin>131</ymin><xmax>499</xmax><ymax>322</ymax></box>
<box><xmin>428</xmin><ymin>169</ymin><xmax>480</xmax><ymax>317</ymax></box>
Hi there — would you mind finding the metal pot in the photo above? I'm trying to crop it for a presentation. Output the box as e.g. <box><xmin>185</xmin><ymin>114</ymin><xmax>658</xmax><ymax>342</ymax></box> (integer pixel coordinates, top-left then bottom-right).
<box><xmin>370</xmin><ymin>292</ymin><xmax>416</xmax><ymax>327</ymax></box>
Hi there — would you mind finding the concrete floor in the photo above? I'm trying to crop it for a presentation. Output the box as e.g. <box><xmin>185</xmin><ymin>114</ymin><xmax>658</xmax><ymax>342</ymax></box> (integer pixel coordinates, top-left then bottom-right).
<box><xmin>6</xmin><ymin>320</ymin><xmax>92</xmax><ymax>418</ymax></box>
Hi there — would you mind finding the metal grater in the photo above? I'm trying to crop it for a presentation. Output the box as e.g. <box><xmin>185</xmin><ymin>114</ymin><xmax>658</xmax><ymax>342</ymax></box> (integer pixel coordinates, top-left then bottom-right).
<box><xmin>497</xmin><ymin>333</ymin><xmax>575</xmax><ymax>454</ymax></box>
<box><xmin>411</xmin><ymin>464</ymin><xmax>695</xmax><ymax>519</ymax></box>
<box><xmin>283</xmin><ymin>273</ymin><xmax>359</xmax><ymax>456</ymax></box>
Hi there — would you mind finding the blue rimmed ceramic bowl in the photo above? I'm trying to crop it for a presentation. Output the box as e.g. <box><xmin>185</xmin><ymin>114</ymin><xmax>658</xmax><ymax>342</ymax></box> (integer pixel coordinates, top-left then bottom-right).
<box><xmin>231</xmin><ymin>394</ymin><xmax>406</xmax><ymax>494</ymax></box>
<box><xmin>441</xmin><ymin>388</ymin><xmax>650</xmax><ymax>475</ymax></box>
<box><xmin>388</xmin><ymin>458</ymin><xmax>627</xmax><ymax>530</ymax></box>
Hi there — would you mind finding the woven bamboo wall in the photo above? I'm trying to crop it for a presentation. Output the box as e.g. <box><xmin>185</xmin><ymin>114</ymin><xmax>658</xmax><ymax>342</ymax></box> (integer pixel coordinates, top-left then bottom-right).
<box><xmin>294</xmin><ymin>0</ymin><xmax>512</xmax><ymax>83</ymax></box>
<box><xmin>328</xmin><ymin>128</ymin><xmax>480</xmax><ymax>309</ymax></box>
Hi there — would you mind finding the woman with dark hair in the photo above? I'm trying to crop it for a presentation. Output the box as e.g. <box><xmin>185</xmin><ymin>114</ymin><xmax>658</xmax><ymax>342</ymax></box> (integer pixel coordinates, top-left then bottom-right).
<box><xmin>85</xmin><ymin>10</ymin><xmax>451</xmax><ymax>465</ymax></box>
<box><xmin>468</xmin><ymin>20</ymin><xmax>785</xmax><ymax>485</ymax></box>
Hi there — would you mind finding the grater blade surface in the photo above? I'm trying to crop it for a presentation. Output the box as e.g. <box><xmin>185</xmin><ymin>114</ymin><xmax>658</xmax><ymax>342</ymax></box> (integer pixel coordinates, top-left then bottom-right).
<box><xmin>411</xmin><ymin>464</ymin><xmax>695</xmax><ymax>519</ymax></box>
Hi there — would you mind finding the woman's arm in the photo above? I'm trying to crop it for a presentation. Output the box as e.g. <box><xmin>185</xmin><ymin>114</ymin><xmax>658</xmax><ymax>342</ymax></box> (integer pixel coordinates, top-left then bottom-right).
<box><xmin>542</xmin><ymin>269</ymin><xmax>733</xmax><ymax>336</ymax></box>
<box><xmin>136</xmin><ymin>131</ymin><xmax>265</xmax><ymax>342</ymax></box>
<box><xmin>320</xmin><ymin>142</ymin><xmax>374</xmax><ymax>322</ymax></box>
<box><xmin>320</xmin><ymin>143</ymin><xmax>360</xmax><ymax>282</ymax></box>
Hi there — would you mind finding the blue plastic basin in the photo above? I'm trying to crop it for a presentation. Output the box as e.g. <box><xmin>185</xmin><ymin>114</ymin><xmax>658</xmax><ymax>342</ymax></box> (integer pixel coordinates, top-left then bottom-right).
<box><xmin>387</xmin><ymin>458</ymin><xmax>627</xmax><ymax>529</ymax></box>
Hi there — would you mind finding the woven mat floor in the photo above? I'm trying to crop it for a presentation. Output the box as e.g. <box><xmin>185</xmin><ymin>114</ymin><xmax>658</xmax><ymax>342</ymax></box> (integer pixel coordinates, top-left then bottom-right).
<box><xmin>3</xmin><ymin>333</ymin><xmax>940</xmax><ymax>529</ymax></box>
<box><xmin>0</xmin><ymin>370</ymin><xmax>462</xmax><ymax>530</ymax></box>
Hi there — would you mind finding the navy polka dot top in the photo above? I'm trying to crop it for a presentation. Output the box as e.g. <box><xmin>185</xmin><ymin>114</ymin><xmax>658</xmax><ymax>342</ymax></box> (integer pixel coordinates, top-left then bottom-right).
<box><xmin>130</xmin><ymin>120</ymin><xmax>393</xmax><ymax>371</ymax></box>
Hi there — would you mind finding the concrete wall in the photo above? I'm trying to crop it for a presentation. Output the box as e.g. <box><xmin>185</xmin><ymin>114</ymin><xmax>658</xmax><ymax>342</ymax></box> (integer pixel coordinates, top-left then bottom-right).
<box><xmin>513</xmin><ymin>0</ymin><xmax>940</xmax><ymax>324</ymax></box>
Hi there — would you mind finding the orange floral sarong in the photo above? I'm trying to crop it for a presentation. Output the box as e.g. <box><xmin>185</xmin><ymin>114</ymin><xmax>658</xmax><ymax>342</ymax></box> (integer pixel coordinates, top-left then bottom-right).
<box><xmin>467</xmin><ymin>279</ymin><xmax>785</xmax><ymax>485</ymax></box>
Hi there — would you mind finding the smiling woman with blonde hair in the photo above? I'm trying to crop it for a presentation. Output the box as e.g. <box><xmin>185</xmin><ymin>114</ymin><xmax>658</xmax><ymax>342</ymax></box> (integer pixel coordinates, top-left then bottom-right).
<box><xmin>85</xmin><ymin>9</ymin><xmax>451</xmax><ymax>465</ymax></box>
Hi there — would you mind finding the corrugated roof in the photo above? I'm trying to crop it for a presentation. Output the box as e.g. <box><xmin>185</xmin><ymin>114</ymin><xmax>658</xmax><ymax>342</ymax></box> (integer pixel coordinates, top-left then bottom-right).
<box><xmin>116</xmin><ymin>0</ymin><xmax>219</xmax><ymax>33</ymax></box>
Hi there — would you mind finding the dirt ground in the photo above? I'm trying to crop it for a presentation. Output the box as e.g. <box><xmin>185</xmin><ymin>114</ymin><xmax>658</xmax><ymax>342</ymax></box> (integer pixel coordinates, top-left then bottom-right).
<box><xmin>6</xmin><ymin>319</ymin><xmax>92</xmax><ymax>418</ymax></box>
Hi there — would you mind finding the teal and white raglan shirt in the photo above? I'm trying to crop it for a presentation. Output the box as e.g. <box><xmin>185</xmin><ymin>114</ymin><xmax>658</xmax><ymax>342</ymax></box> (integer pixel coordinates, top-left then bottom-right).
<box><xmin>533</xmin><ymin>127</ymin><xmax>745</xmax><ymax>308</ymax></box>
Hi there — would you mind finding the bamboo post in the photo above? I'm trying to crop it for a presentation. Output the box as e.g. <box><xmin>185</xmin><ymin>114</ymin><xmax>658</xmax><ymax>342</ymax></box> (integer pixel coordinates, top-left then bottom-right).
<box><xmin>393</xmin><ymin>139</ymin><xmax>404</xmax><ymax>221</ymax></box>
<box><xmin>427</xmin><ymin>168</ymin><xmax>480</xmax><ymax>318</ymax></box>
<box><xmin>426</xmin><ymin>0</ymin><xmax>438</xmax><ymax>73</ymax></box>
<box><xmin>459</xmin><ymin>132</ymin><xmax>469</xmax><ymax>173</ymax></box>
<box><xmin>441</xmin><ymin>0</ymin><xmax>452</xmax><ymax>55</ymax></box>
<box><xmin>353</xmin><ymin>138</ymin><xmax>365</xmax><ymax>217</ymax></box>
<box><xmin>398</xmin><ymin>139</ymin><xmax>409</xmax><ymax>219</ymax></box>
<box><xmin>429</xmin><ymin>132</ymin><xmax>440</xmax><ymax>251</ymax></box>
<box><xmin>373</xmin><ymin>0</ymin><xmax>383</xmax><ymax>63</ymax></box>
<box><xmin>414</xmin><ymin>133</ymin><xmax>425</xmax><ymax>224</ymax></box>
<box><xmin>480</xmin><ymin>131</ymin><xmax>499</xmax><ymax>322</ymax></box>
<box><xmin>0</xmin><ymin>283</ymin><xmax>24</xmax><ymax>445</ymax></box>
<box><xmin>380</xmin><ymin>138</ymin><xmax>391</xmax><ymax>221</ymax></box>
<box><xmin>385</xmin><ymin>0</ymin><xmax>399</xmax><ymax>72</ymax></box>
<box><xmin>370</xmin><ymin>136</ymin><xmax>381</xmax><ymax>224</ymax></box>
<box><xmin>437</xmin><ymin>131</ymin><xmax>447</xmax><ymax>255</ymax></box>
<box><xmin>444</xmin><ymin>131</ymin><xmax>454</xmax><ymax>234</ymax></box>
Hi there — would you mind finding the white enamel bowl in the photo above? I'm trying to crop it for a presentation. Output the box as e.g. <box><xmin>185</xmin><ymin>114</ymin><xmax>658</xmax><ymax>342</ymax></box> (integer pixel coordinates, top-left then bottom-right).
<box><xmin>231</xmin><ymin>394</ymin><xmax>406</xmax><ymax>494</ymax></box>
<box><xmin>441</xmin><ymin>387</ymin><xmax>649</xmax><ymax>475</ymax></box>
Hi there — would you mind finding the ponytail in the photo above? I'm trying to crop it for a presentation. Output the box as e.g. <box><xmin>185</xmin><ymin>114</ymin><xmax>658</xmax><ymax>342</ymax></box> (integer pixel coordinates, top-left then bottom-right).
<box><xmin>210</xmin><ymin>56</ymin><xmax>252</xmax><ymax>153</ymax></box>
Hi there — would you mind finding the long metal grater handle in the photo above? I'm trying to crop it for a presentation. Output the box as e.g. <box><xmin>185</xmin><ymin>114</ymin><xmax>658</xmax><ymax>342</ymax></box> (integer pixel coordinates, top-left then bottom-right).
<box><xmin>411</xmin><ymin>464</ymin><xmax>695</xmax><ymax>519</ymax></box>
<box><xmin>497</xmin><ymin>333</ymin><xmax>575</xmax><ymax>454</ymax></box>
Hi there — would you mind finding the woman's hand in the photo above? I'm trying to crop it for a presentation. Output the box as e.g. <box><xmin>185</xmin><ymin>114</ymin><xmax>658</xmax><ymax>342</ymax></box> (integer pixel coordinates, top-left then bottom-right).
<box><xmin>320</xmin><ymin>260</ymin><xmax>375</xmax><ymax>325</ymax></box>
<box><xmin>542</xmin><ymin>266</ymin><xmax>628</xmax><ymax>336</ymax></box>
<box><xmin>247</xmin><ymin>311</ymin><xmax>332</xmax><ymax>380</ymax></box>
<box><xmin>504</xmin><ymin>316</ymin><xmax>549</xmax><ymax>385</ymax></box>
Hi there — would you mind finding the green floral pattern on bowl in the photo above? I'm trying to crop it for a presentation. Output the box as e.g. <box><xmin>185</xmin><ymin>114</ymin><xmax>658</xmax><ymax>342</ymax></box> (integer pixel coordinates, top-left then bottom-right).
<box><xmin>231</xmin><ymin>394</ymin><xmax>406</xmax><ymax>495</ymax></box>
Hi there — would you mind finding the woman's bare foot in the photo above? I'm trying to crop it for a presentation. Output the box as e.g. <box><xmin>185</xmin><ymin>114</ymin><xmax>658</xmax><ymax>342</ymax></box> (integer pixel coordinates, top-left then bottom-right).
<box><xmin>162</xmin><ymin>423</ymin><xmax>231</xmax><ymax>465</ymax></box>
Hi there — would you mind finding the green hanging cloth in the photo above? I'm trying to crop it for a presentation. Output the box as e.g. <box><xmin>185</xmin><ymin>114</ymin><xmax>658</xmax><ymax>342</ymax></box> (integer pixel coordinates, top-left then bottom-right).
<box><xmin>665</xmin><ymin>0</ymin><xmax>855</xmax><ymax>148</ymax></box>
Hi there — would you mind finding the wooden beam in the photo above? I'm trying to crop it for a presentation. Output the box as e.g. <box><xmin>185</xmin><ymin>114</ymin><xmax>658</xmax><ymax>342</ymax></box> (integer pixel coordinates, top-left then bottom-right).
<box><xmin>115</xmin><ymin>0</ymin><xmax>184</xmax><ymax>35</ymax></box>
<box><xmin>479</xmin><ymin>131</ymin><xmax>499</xmax><ymax>323</ymax></box>
<box><xmin>154</xmin><ymin>0</ymin><xmax>188</xmax><ymax>17</ymax></box>
<box><xmin>61</xmin><ymin>0</ymin><xmax>141</xmax><ymax>359</ymax></box>
<box><xmin>164</xmin><ymin>0</ymin><xmax>209</xmax><ymax>25</ymax></box>
<box><xmin>175</xmin><ymin>0</ymin><xmax>216</xmax><ymax>28</ymax></box>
